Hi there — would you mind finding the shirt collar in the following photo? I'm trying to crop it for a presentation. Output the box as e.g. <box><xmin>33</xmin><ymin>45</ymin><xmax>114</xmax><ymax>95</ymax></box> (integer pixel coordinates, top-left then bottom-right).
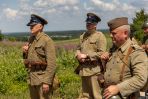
<box><xmin>118</xmin><ymin>38</ymin><xmax>132</xmax><ymax>54</ymax></box>
<box><xmin>35</xmin><ymin>32</ymin><xmax>44</xmax><ymax>41</ymax></box>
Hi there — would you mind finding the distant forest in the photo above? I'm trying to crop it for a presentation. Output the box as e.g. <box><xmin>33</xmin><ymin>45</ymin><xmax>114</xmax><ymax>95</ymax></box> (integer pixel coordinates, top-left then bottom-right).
<box><xmin>4</xmin><ymin>29</ymin><xmax>109</xmax><ymax>41</ymax></box>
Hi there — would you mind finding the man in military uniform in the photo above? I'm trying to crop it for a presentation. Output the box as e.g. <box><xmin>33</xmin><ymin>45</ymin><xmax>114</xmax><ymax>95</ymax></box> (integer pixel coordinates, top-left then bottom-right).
<box><xmin>101</xmin><ymin>17</ymin><xmax>148</xmax><ymax>99</ymax></box>
<box><xmin>141</xmin><ymin>20</ymin><xmax>148</xmax><ymax>98</ymax></box>
<box><xmin>75</xmin><ymin>13</ymin><xmax>107</xmax><ymax>99</ymax></box>
<box><xmin>142</xmin><ymin>20</ymin><xmax>148</xmax><ymax>54</ymax></box>
<box><xmin>22</xmin><ymin>14</ymin><xmax>56</xmax><ymax>99</ymax></box>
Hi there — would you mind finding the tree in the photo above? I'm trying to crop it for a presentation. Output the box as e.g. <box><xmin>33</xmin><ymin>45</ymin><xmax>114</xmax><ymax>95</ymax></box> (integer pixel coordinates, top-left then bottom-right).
<box><xmin>130</xmin><ymin>9</ymin><xmax>148</xmax><ymax>42</ymax></box>
<box><xmin>0</xmin><ymin>30</ymin><xmax>4</xmax><ymax>41</ymax></box>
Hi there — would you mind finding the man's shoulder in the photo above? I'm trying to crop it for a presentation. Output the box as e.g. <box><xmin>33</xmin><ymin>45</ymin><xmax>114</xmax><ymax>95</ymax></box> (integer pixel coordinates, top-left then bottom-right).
<box><xmin>80</xmin><ymin>32</ymin><xmax>86</xmax><ymax>36</ymax></box>
<box><xmin>91</xmin><ymin>31</ymin><xmax>106</xmax><ymax>39</ymax></box>
<box><xmin>41</xmin><ymin>32</ymin><xmax>53</xmax><ymax>41</ymax></box>
<box><xmin>131</xmin><ymin>43</ymin><xmax>143</xmax><ymax>51</ymax></box>
<box><xmin>95</xmin><ymin>31</ymin><xmax>105</xmax><ymax>36</ymax></box>
<box><xmin>130</xmin><ymin>43</ymin><xmax>146</xmax><ymax>54</ymax></box>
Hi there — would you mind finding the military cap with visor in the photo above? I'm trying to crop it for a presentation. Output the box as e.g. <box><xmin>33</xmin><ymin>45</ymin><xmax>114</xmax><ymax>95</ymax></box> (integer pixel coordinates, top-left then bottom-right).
<box><xmin>142</xmin><ymin>20</ymin><xmax>148</xmax><ymax>29</ymax></box>
<box><xmin>107</xmin><ymin>17</ymin><xmax>128</xmax><ymax>31</ymax></box>
<box><xmin>86</xmin><ymin>13</ymin><xmax>101</xmax><ymax>24</ymax></box>
<box><xmin>27</xmin><ymin>14</ymin><xmax>48</xmax><ymax>26</ymax></box>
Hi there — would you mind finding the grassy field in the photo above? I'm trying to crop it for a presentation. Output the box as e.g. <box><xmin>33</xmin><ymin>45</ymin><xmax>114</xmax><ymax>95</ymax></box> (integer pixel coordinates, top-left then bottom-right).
<box><xmin>0</xmin><ymin>40</ymin><xmax>80</xmax><ymax>99</ymax></box>
<box><xmin>0</xmin><ymin>34</ymin><xmax>112</xmax><ymax>99</ymax></box>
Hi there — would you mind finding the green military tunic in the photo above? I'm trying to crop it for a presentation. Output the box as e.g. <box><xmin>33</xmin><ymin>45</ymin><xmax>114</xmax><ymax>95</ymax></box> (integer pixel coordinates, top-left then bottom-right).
<box><xmin>142</xmin><ymin>35</ymin><xmax>148</xmax><ymax>55</ymax></box>
<box><xmin>141</xmin><ymin>35</ymin><xmax>148</xmax><ymax>92</ymax></box>
<box><xmin>104</xmin><ymin>39</ymin><xmax>148</xmax><ymax>97</ymax></box>
<box><xmin>27</xmin><ymin>32</ymin><xmax>56</xmax><ymax>85</ymax></box>
<box><xmin>77</xmin><ymin>30</ymin><xmax>107</xmax><ymax>76</ymax></box>
<box><xmin>76</xmin><ymin>30</ymin><xmax>107</xmax><ymax>99</ymax></box>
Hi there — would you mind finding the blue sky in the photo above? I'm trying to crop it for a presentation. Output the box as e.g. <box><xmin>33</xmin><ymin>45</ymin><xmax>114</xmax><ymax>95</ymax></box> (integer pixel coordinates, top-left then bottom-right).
<box><xmin>0</xmin><ymin>0</ymin><xmax>147</xmax><ymax>33</ymax></box>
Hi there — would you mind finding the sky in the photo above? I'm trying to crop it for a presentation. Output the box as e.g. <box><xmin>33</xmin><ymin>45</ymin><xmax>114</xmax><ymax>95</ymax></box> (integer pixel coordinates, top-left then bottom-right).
<box><xmin>0</xmin><ymin>0</ymin><xmax>148</xmax><ymax>33</ymax></box>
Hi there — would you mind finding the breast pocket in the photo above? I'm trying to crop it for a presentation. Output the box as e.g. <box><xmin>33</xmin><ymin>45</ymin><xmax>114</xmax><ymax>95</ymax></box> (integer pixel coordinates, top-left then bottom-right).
<box><xmin>35</xmin><ymin>45</ymin><xmax>45</xmax><ymax>57</ymax></box>
<box><xmin>89</xmin><ymin>39</ymin><xmax>97</xmax><ymax>50</ymax></box>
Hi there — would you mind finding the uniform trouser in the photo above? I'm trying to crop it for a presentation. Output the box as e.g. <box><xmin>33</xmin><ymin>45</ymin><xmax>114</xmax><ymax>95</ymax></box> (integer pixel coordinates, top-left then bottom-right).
<box><xmin>79</xmin><ymin>74</ymin><xmax>102</xmax><ymax>99</ymax></box>
<box><xmin>29</xmin><ymin>84</ymin><xmax>51</xmax><ymax>99</ymax></box>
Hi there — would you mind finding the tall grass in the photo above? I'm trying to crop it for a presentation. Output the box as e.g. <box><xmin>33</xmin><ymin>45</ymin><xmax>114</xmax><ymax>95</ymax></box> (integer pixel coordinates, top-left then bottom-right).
<box><xmin>0</xmin><ymin>34</ymin><xmax>111</xmax><ymax>98</ymax></box>
<box><xmin>0</xmin><ymin>41</ymin><xmax>81</xmax><ymax>99</ymax></box>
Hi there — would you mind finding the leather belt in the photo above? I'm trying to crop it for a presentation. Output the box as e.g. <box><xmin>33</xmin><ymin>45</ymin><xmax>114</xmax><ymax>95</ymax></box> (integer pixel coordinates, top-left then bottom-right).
<box><xmin>81</xmin><ymin>61</ymin><xmax>99</xmax><ymax>66</ymax></box>
<box><xmin>30</xmin><ymin>64</ymin><xmax>46</xmax><ymax>71</ymax></box>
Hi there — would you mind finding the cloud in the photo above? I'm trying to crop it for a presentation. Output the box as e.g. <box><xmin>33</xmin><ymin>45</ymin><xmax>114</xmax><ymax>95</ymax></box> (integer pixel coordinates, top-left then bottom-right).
<box><xmin>91</xmin><ymin>0</ymin><xmax>116</xmax><ymax>11</ymax></box>
<box><xmin>3</xmin><ymin>8</ymin><xmax>18</xmax><ymax>20</ymax></box>
<box><xmin>83</xmin><ymin>2</ymin><xmax>94</xmax><ymax>11</ymax></box>
<box><xmin>33</xmin><ymin>0</ymin><xmax>79</xmax><ymax>7</ymax></box>
<box><xmin>73</xmin><ymin>6</ymin><xmax>79</xmax><ymax>11</ymax></box>
<box><xmin>33</xmin><ymin>0</ymin><xmax>48</xmax><ymax>7</ymax></box>
<box><xmin>90</xmin><ymin>0</ymin><xmax>136</xmax><ymax>12</ymax></box>
<box><xmin>131</xmin><ymin>0</ymin><xmax>148</xmax><ymax>12</ymax></box>
<box><xmin>49</xmin><ymin>0</ymin><xmax>79</xmax><ymax>5</ymax></box>
<box><xmin>47</xmin><ymin>8</ymin><xmax>56</xmax><ymax>13</ymax></box>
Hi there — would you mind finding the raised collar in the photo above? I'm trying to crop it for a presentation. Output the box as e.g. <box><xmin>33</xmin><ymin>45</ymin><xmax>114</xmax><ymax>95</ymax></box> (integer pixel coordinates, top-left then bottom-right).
<box><xmin>118</xmin><ymin>38</ymin><xmax>132</xmax><ymax>54</ymax></box>
<box><xmin>87</xmin><ymin>30</ymin><xmax>96</xmax><ymax>35</ymax></box>
<box><xmin>35</xmin><ymin>32</ymin><xmax>44</xmax><ymax>41</ymax></box>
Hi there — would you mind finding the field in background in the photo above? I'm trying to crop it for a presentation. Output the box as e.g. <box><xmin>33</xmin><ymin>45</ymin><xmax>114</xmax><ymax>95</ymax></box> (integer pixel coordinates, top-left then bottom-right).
<box><xmin>0</xmin><ymin>33</ymin><xmax>112</xmax><ymax>99</ymax></box>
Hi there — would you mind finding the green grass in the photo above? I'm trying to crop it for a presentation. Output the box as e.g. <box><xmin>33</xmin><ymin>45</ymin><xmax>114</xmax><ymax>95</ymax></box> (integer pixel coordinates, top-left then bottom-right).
<box><xmin>0</xmin><ymin>41</ymin><xmax>81</xmax><ymax>99</ymax></box>
<box><xmin>0</xmin><ymin>34</ymin><xmax>112</xmax><ymax>98</ymax></box>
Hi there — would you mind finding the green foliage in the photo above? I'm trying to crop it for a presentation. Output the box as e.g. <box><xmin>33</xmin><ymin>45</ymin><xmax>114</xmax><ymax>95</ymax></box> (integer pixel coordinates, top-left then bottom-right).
<box><xmin>56</xmin><ymin>49</ymin><xmax>78</xmax><ymax>69</ymax></box>
<box><xmin>0</xmin><ymin>41</ymin><xmax>82</xmax><ymax>98</ymax></box>
<box><xmin>0</xmin><ymin>44</ymin><xmax>28</xmax><ymax>95</ymax></box>
<box><xmin>8</xmin><ymin>37</ymin><xmax>16</xmax><ymax>42</ymax></box>
<box><xmin>130</xmin><ymin>9</ymin><xmax>148</xmax><ymax>42</ymax></box>
<box><xmin>56</xmin><ymin>49</ymin><xmax>81</xmax><ymax>99</ymax></box>
<box><xmin>0</xmin><ymin>35</ymin><xmax>112</xmax><ymax>98</ymax></box>
<box><xmin>0</xmin><ymin>33</ymin><xmax>4</xmax><ymax>41</ymax></box>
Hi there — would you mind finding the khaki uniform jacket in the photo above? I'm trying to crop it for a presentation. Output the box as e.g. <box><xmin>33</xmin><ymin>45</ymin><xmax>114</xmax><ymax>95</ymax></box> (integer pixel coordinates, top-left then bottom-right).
<box><xmin>104</xmin><ymin>39</ymin><xmax>148</xmax><ymax>97</ymax></box>
<box><xmin>27</xmin><ymin>32</ymin><xmax>56</xmax><ymax>85</ymax></box>
<box><xmin>142</xmin><ymin>35</ymin><xmax>148</xmax><ymax>45</ymax></box>
<box><xmin>76</xmin><ymin>31</ymin><xmax>107</xmax><ymax>76</ymax></box>
<box><xmin>142</xmin><ymin>35</ymin><xmax>148</xmax><ymax>55</ymax></box>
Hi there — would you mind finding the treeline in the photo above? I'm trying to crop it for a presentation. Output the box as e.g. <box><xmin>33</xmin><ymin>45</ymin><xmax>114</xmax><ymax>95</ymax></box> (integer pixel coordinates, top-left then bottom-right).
<box><xmin>2</xmin><ymin>29</ymin><xmax>109</xmax><ymax>41</ymax></box>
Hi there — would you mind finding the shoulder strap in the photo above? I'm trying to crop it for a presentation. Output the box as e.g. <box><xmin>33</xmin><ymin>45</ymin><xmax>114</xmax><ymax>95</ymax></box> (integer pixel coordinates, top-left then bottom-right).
<box><xmin>119</xmin><ymin>46</ymin><xmax>133</xmax><ymax>81</ymax></box>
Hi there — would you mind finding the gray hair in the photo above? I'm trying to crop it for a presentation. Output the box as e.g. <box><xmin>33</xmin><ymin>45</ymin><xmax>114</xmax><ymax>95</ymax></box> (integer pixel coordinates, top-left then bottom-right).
<box><xmin>117</xmin><ymin>25</ymin><xmax>131</xmax><ymax>36</ymax></box>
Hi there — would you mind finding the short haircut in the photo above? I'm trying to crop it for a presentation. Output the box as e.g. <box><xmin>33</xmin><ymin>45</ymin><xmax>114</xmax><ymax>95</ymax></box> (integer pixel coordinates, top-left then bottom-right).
<box><xmin>117</xmin><ymin>25</ymin><xmax>131</xmax><ymax>36</ymax></box>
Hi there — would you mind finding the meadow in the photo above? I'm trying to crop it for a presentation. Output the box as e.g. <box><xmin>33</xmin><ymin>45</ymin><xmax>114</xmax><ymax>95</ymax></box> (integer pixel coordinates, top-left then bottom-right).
<box><xmin>0</xmin><ymin>33</ymin><xmax>111</xmax><ymax>99</ymax></box>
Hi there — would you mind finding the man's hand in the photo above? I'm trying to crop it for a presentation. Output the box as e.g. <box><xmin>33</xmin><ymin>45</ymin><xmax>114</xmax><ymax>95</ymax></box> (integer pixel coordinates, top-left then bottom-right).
<box><xmin>141</xmin><ymin>44</ymin><xmax>148</xmax><ymax>49</ymax></box>
<box><xmin>42</xmin><ymin>83</ymin><xmax>49</xmax><ymax>93</ymax></box>
<box><xmin>103</xmin><ymin>85</ymin><xmax>120</xmax><ymax>99</ymax></box>
<box><xmin>76</xmin><ymin>53</ymin><xmax>88</xmax><ymax>62</ymax></box>
<box><xmin>100</xmin><ymin>52</ymin><xmax>110</xmax><ymax>61</ymax></box>
<box><xmin>22</xmin><ymin>43</ymin><xmax>29</xmax><ymax>53</ymax></box>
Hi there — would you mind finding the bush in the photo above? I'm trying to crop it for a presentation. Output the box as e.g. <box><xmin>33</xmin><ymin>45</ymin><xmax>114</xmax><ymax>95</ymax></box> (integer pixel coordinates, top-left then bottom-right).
<box><xmin>0</xmin><ymin>45</ymin><xmax>27</xmax><ymax>95</ymax></box>
<box><xmin>0</xmin><ymin>42</ymin><xmax>82</xmax><ymax>98</ymax></box>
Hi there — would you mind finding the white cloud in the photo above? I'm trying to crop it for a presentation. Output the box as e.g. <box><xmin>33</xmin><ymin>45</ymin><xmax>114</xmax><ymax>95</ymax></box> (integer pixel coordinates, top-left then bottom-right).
<box><xmin>3</xmin><ymin>8</ymin><xmax>18</xmax><ymax>20</ymax></box>
<box><xmin>63</xmin><ymin>6</ymin><xmax>70</xmax><ymax>11</ymax></box>
<box><xmin>50</xmin><ymin>0</ymin><xmax>79</xmax><ymax>5</ymax></box>
<box><xmin>47</xmin><ymin>8</ymin><xmax>56</xmax><ymax>13</ymax></box>
<box><xmin>83</xmin><ymin>2</ymin><xmax>94</xmax><ymax>11</ymax></box>
<box><xmin>91</xmin><ymin>0</ymin><xmax>136</xmax><ymax>12</ymax></box>
<box><xmin>73</xmin><ymin>6</ymin><xmax>79</xmax><ymax>11</ymax></box>
<box><xmin>32</xmin><ymin>0</ymin><xmax>80</xmax><ymax>14</ymax></box>
<box><xmin>91</xmin><ymin>0</ymin><xmax>116</xmax><ymax>11</ymax></box>
<box><xmin>33</xmin><ymin>0</ymin><xmax>79</xmax><ymax>8</ymax></box>
<box><xmin>33</xmin><ymin>0</ymin><xmax>48</xmax><ymax>7</ymax></box>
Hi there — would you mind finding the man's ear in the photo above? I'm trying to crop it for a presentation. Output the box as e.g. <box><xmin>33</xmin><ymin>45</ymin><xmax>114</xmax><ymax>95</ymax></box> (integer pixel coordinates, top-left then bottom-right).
<box><xmin>124</xmin><ymin>30</ymin><xmax>128</xmax><ymax>35</ymax></box>
<box><xmin>39</xmin><ymin>24</ymin><xmax>43</xmax><ymax>30</ymax></box>
<box><xmin>124</xmin><ymin>30</ymin><xmax>129</xmax><ymax>39</ymax></box>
